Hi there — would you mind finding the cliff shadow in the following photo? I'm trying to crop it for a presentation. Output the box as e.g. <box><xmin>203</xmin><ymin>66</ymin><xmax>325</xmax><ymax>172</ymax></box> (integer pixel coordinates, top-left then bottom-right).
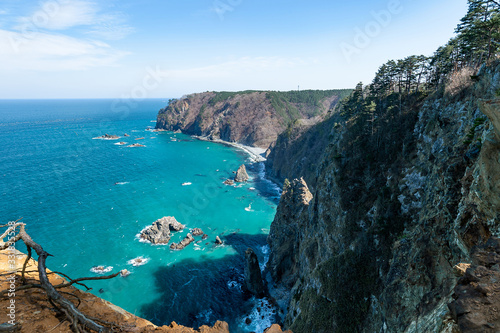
<box><xmin>140</xmin><ymin>233</ymin><xmax>268</xmax><ymax>331</ymax></box>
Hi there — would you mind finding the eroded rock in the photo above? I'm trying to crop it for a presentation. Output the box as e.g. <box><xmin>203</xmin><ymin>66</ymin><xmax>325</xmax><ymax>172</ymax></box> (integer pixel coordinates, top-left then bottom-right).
<box><xmin>234</xmin><ymin>164</ymin><xmax>249</xmax><ymax>182</ymax></box>
<box><xmin>140</xmin><ymin>216</ymin><xmax>185</xmax><ymax>244</ymax></box>
<box><xmin>170</xmin><ymin>233</ymin><xmax>195</xmax><ymax>250</ymax></box>
<box><xmin>244</xmin><ymin>248</ymin><xmax>267</xmax><ymax>297</ymax></box>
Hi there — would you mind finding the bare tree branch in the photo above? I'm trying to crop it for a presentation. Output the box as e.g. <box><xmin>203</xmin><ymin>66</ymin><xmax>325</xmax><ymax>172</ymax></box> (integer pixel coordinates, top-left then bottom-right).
<box><xmin>1</xmin><ymin>223</ymin><xmax>121</xmax><ymax>332</ymax></box>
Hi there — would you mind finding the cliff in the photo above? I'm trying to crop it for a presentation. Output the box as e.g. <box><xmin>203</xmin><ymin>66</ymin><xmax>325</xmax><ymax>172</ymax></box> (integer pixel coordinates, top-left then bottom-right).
<box><xmin>155</xmin><ymin>90</ymin><xmax>351</xmax><ymax>149</ymax></box>
<box><xmin>266</xmin><ymin>61</ymin><xmax>500</xmax><ymax>332</ymax></box>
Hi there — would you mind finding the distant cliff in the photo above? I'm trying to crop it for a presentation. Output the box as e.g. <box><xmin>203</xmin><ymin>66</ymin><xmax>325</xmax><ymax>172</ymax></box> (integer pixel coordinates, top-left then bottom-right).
<box><xmin>155</xmin><ymin>90</ymin><xmax>351</xmax><ymax>149</ymax></box>
<box><xmin>266</xmin><ymin>61</ymin><xmax>500</xmax><ymax>332</ymax></box>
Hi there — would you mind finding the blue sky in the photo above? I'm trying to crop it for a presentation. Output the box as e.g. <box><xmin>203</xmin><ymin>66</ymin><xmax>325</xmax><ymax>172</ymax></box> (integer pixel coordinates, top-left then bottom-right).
<box><xmin>0</xmin><ymin>0</ymin><xmax>468</xmax><ymax>98</ymax></box>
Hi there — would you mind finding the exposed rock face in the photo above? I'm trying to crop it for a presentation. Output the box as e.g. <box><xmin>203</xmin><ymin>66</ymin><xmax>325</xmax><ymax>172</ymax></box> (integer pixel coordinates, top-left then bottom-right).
<box><xmin>268</xmin><ymin>178</ymin><xmax>312</xmax><ymax>288</ymax></box>
<box><xmin>264</xmin><ymin>324</ymin><xmax>293</xmax><ymax>333</ymax></box>
<box><xmin>170</xmin><ymin>233</ymin><xmax>195</xmax><ymax>250</ymax></box>
<box><xmin>234</xmin><ymin>164</ymin><xmax>249</xmax><ymax>182</ymax></box>
<box><xmin>215</xmin><ymin>236</ymin><xmax>223</xmax><ymax>245</ymax></box>
<box><xmin>155</xmin><ymin>90</ymin><xmax>347</xmax><ymax>149</ymax></box>
<box><xmin>266</xmin><ymin>62</ymin><xmax>500</xmax><ymax>332</ymax></box>
<box><xmin>244</xmin><ymin>248</ymin><xmax>267</xmax><ymax>297</ymax></box>
<box><xmin>140</xmin><ymin>217</ymin><xmax>185</xmax><ymax>244</ymax></box>
<box><xmin>449</xmin><ymin>238</ymin><xmax>500</xmax><ymax>332</ymax></box>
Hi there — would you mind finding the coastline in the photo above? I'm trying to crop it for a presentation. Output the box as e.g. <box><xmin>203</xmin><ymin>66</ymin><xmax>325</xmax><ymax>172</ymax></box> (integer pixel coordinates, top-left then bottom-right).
<box><xmin>192</xmin><ymin>136</ymin><xmax>267</xmax><ymax>163</ymax></box>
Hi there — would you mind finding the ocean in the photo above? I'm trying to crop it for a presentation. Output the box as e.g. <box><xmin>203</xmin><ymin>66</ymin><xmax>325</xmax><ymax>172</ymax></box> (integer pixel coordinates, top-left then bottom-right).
<box><xmin>0</xmin><ymin>99</ymin><xmax>281</xmax><ymax>332</ymax></box>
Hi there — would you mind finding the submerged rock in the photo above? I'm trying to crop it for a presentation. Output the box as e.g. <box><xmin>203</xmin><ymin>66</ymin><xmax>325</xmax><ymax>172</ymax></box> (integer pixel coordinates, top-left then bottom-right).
<box><xmin>140</xmin><ymin>216</ymin><xmax>185</xmax><ymax>244</ymax></box>
<box><xmin>244</xmin><ymin>248</ymin><xmax>267</xmax><ymax>297</ymax></box>
<box><xmin>170</xmin><ymin>233</ymin><xmax>195</xmax><ymax>250</ymax></box>
<box><xmin>234</xmin><ymin>164</ymin><xmax>249</xmax><ymax>182</ymax></box>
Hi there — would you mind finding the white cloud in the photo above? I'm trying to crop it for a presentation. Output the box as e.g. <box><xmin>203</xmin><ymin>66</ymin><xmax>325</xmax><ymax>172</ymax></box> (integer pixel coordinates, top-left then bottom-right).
<box><xmin>14</xmin><ymin>0</ymin><xmax>134</xmax><ymax>40</ymax></box>
<box><xmin>0</xmin><ymin>9</ymin><xmax>8</xmax><ymax>15</ymax></box>
<box><xmin>0</xmin><ymin>29</ymin><xmax>128</xmax><ymax>71</ymax></box>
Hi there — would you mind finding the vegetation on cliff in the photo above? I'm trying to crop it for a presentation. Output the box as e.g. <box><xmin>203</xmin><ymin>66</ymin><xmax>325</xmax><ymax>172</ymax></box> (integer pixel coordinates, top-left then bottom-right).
<box><xmin>267</xmin><ymin>1</ymin><xmax>500</xmax><ymax>332</ymax></box>
<box><xmin>155</xmin><ymin>89</ymin><xmax>351</xmax><ymax>148</ymax></box>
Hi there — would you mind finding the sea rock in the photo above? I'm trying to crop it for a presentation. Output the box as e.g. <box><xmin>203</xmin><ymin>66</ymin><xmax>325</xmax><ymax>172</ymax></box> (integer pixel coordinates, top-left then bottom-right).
<box><xmin>202</xmin><ymin>234</ymin><xmax>209</xmax><ymax>240</ymax></box>
<box><xmin>223</xmin><ymin>179</ymin><xmax>234</xmax><ymax>185</ymax></box>
<box><xmin>234</xmin><ymin>164</ymin><xmax>249</xmax><ymax>182</ymax></box>
<box><xmin>95</xmin><ymin>134</ymin><xmax>120</xmax><ymax>140</ymax></box>
<box><xmin>244</xmin><ymin>248</ymin><xmax>267</xmax><ymax>297</ymax></box>
<box><xmin>124</xmin><ymin>133</ymin><xmax>130</xmax><ymax>137</ymax></box>
<box><xmin>170</xmin><ymin>233</ymin><xmax>195</xmax><ymax>250</ymax></box>
<box><xmin>127</xmin><ymin>143</ymin><xmax>145</xmax><ymax>147</ymax></box>
<box><xmin>140</xmin><ymin>216</ymin><xmax>185</xmax><ymax>244</ymax></box>
<box><xmin>191</xmin><ymin>228</ymin><xmax>204</xmax><ymax>236</ymax></box>
<box><xmin>215</xmin><ymin>236</ymin><xmax>223</xmax><ymax>245</ymax></box>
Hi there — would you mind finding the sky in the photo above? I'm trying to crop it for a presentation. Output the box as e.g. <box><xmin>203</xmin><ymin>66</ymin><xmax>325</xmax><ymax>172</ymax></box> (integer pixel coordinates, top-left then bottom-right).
<box><xmin>0</xmin><ymin>0</ymin><xmax>469</xmax><ymax>99</ymax></box>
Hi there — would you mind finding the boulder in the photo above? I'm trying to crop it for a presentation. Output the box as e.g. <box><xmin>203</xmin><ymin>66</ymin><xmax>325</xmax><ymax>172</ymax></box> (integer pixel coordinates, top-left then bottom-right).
<box><xmin>223</xmin><ymin>179</ymin><xmax>234</xmax><ymax>185</ymax></box>
<box><xmin>215</xmin><ymin>236</ymin><xmax>223</xmax><ymax>245</ymax></box>
<box><xmin>244</xmin><ymin>248</ymin><xmax>267</xmax><ymax>297</ymax></box>
<box><xmin>234</xmin><ymin>164</ymin><xmax>249</xmax><ymax>182</ymax></box>
<box><xmin>191</xmin><ymin>228</ymin><xmax>204</xmax><ymax>236</ymax></box>
<box><xmin>140</xmin><ymin>216</ymin><xmax>185</xmax><ymax>244</ymax></box>
<box><xmin>170</xmin><ymin>233</ymin><xmax>195</xmax><ymax>250</ymax></box>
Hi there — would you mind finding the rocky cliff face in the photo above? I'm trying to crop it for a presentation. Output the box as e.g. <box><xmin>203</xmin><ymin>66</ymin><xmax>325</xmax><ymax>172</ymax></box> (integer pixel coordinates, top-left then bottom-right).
<box><xmin>266</xmin><ymin>61</ymin><xmax>500</xmax><ymax>332</ymax></box>
<box><xmin>155</xmin><ymin>90</ymin><xmax>349</xmax><ymax>149</ymax></box>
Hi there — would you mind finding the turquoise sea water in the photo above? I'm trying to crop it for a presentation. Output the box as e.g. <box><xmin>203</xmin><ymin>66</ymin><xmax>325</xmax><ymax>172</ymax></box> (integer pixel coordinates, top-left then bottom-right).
<box><xmin>0</xmin><ymin>99</ymin><xmax>280</xmax><ymax>332</ymax></box>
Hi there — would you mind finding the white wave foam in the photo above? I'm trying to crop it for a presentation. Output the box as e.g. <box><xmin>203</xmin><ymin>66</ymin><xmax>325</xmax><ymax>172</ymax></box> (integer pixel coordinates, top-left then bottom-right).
<box><xmin>90</xmin><ymin>266</ymin><xmax>113</xmax><ymax>274</ymax></box>
<box><xmin>240</xmin><ymin>297</ymin><xmax>277</xmax><ymax>333</ymax></box>
<box><xmin>260</xmin><ymin>245</ymin><xmax>270</xmax><ymax>271</ymax></box>
<box><xmin>127</xmin><ymin>256</ymin><xmax>150</xmax><ymax>267</ymax></box>
<box><xmin>227</xmin><ymin>280</ymin><xmax>242</xmax><ymax>292</ymax></box>
<box><xmin>115</xmin><ymin>182</ymin><xmax>129</xmax><ymax>185</ymax></box>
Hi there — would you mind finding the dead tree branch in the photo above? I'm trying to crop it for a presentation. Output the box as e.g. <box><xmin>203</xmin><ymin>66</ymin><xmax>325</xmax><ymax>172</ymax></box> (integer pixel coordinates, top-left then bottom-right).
<box><xmin>1</xmin><ymin>222</ymin><xmax>120</xmax><ymax>332</ymax></box>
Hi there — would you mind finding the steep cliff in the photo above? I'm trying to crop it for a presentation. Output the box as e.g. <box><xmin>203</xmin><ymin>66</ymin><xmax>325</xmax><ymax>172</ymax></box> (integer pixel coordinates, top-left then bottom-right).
<box><xmin>266</xmin><ymin>61</ymin><xmax>500</xmax><ymax>332</ymax></box>
<box><xmin>155</xmin><ymin>90</ymin><xmax>351</xmax><ymax>149</ymax></box>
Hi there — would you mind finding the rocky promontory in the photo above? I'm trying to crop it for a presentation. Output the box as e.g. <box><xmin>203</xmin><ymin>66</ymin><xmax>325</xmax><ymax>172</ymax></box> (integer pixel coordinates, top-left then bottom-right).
<box><xmin>155</xmin><ymin>90</ymin><xmax>351</xmax><ymax>149</ymax></box>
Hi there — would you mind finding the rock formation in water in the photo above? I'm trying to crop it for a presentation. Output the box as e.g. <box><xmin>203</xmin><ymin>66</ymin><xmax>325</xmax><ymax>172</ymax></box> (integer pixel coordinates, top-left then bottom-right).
<box><xmin>244</xmin><ymin>248</ymin><xmax>267</xmax><ymax>297</ymax></box>
<box><xmin>140</xmin><ymin>216</ymin><xmax>185</xmax><ymax>244</ymax></box>
<box><xmin>170</xmin><ymin>233</ymin><xmax>195</xmax><ymax>250</ymax></box>
<box><xmin>234</xmin><ymin>164</ymin><xmax>249</xmax><ymax>182</ymax></box>
<box><xmin>191</xmin><ymin>228</ymin><xmax>204</xmax><ymax>236</ymax></box>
